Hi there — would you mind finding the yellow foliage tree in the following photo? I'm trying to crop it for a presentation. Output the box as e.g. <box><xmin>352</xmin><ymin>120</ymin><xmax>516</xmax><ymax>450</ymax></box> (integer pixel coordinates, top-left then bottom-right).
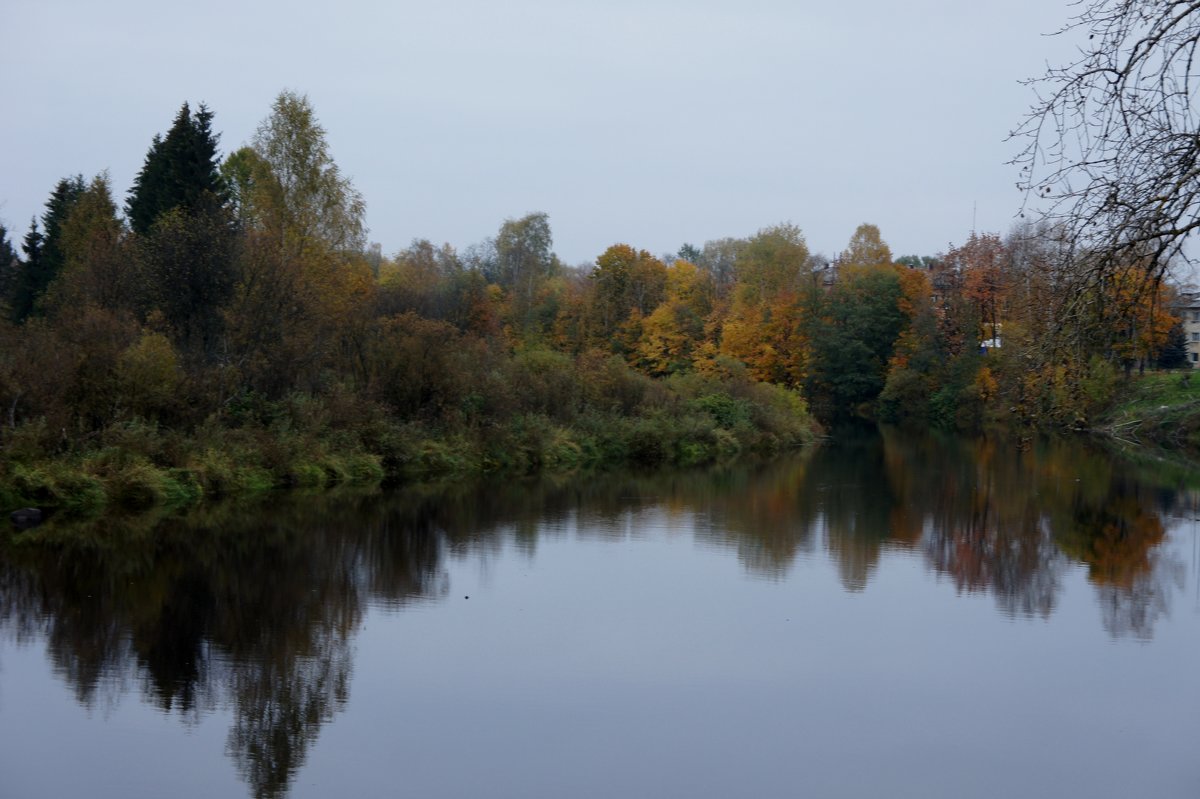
<box><xmin>586</xmin><ymin>244</ymin><xmax>668</xmax><ymax>351</ymax></box>
<box><xmin>719</xmin><ymin>291</ymin><xmax>810</xmax><ymax>386</ymax></box>
<box><xmin>839</xmin><ymin>223</ymin><xmax>893</xmax><ymax>270</ymax></box>
<box><xmin>712</xmin><ymin>224</ymin><xmax>814</xmax><ymax>386</ymax></box>
<box><xmin>634</xmin><ymin>260</ymin><xmax>712</xmax><ymax>375</ymax></box>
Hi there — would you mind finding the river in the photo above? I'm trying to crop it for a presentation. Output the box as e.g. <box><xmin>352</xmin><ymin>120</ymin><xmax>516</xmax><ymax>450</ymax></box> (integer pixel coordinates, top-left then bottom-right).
<box><xmin>2</xmin><ymin>427</ymin><xmax>1198</xmax><ymax>798</ymax></box>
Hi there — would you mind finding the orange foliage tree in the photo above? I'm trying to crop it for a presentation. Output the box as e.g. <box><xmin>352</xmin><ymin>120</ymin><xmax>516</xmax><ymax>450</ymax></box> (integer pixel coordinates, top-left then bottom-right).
<box><xmin>1099</xmin><ymin>266</ymin><xmax>1177</xmax><ymax>375</ymax></box>
<box><xmin>941</xmin><ymin>233</ymin><xmax>1010</xmax><ymax>344</ymax></box>
<box><xmin>716</xmin><ymin>224</ymin><xmax>813</xmax><ymax>386</ymax></box>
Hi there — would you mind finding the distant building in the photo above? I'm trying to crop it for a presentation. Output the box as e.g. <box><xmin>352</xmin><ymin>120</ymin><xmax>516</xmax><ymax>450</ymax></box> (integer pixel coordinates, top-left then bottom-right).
<box><xmin>1176</xmin><ymin>290</ymin><xmax>1200</xmax><ymax>366</ymax></box>
<box><xmin>811</xmin><ymin>256</ymin><xmax>838</xmax><ymax>288</ymax></box>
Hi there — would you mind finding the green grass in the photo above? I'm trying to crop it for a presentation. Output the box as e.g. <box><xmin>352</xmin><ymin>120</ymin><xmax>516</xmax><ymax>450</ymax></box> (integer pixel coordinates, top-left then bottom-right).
<box><xmin>0</xmin><ymin>375</ymin><xmax>820</xmax><ymax>523</ymax></box>
<box><xmin>1100</xmin><ymin>370</ymin><xmax>1200</xmax><ymax>451</ymax></box>
<box><xmin>1107</xmin><ymin>371</ymin><xmax>1200</xmax><ymax>416</ymax></box>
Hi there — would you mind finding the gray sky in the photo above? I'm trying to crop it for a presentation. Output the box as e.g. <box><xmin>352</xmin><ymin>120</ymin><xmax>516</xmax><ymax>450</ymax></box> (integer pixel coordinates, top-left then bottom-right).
<box><xmin>1</xmin><ymin>0</ymin><xmax>1082</xmax><ymax>265</ymax></box>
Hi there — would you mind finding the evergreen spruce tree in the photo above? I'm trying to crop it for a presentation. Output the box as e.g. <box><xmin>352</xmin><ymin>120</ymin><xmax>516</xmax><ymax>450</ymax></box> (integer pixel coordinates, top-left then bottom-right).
<box><xmin>41</xmin><ymin>175</ymin><xmax>86</xmax><ymax>274</ymax></box>
<box><xmin>0</xmin><ymin>225</ymin><xmax>16</xmax><ymax>269</ymax></box>
<box><xmin>127</xmin><ymin>133</ymin><xmax>166</xmax><ymax>235</ymax></box>
<box><xmin>1155</xmin><ymin>322</ymin><xmax>1190</xmax><ymax>370</ymax></box>
<box><xmin>9</xmin><ymin>218</ymin><xmax>44</xmax><ymax>322</ymax></box>
<box><xmin>188</xmin><ymin>104</ymin><xmax>224</xmax><ymax>206</ymax></box>
<box><xmin>8</xmin><ymin>177</ymin><xmax>84</xmax><ymax>321</ymax></box>
<box><xmin>8</xmin><ymin>220</ymin><xmax>44</xmax><ymax>321</ymax></box>
<box><xmin>130</xmin><ymin>103</ymin><xmax>237</xmax><ymax>361</ymax></box>
<box><xmin>0</xmin><ymin>224</ymin><xmax>18</xmax><ymax>315</ymax></box>
<box><xmin>127</xmin><ymin>102</ymin><xmax>227</xmax><ymax>234</ymax></box>
<box><xmin>21</xmin><ymin>219</ymin><xmax>43</xmax><ymax>265</ymax></box>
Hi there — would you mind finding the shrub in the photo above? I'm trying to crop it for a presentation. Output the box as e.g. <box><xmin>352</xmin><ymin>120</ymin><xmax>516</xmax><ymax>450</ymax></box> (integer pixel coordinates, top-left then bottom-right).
<box><xmin>116</xmin><ymin>332</ymin><xmax>183</xmax><ymax>421</ymax></box>
<box><xmin>690</xmin><ymin>393</ymin><xmax>752</xmax><ymax>429</ymax></box>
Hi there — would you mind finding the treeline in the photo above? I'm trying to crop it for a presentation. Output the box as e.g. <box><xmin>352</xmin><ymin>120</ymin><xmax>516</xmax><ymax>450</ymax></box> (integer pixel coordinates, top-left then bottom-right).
<box><xmin>0</xmin><ymin>93</ymin><xmax>820</xmax><ymax>513</ymax></box>
<box><xmin>877</xmin><ymin>226</ymin><xmax>1182</xmax><ymax>429</ymax></box>
<box><xmin>0</xmin><ymin>92</ymin><xmax>1179</xmax><ymax>513</ymax></box>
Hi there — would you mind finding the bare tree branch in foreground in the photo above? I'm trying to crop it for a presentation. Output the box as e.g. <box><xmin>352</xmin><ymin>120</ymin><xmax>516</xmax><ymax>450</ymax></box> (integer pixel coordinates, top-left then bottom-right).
<box><xmin>1012</xmin><ymin>0</ymin><xmax>1200</xmax><ymax>304</ymax></box>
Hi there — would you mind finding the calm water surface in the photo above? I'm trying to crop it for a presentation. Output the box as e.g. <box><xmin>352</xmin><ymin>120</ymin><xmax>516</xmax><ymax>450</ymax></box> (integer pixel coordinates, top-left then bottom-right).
<box><xmin>2</xmin><ymin>428</ymin><xmax>1199</xmax><ymax>798</ymax></box>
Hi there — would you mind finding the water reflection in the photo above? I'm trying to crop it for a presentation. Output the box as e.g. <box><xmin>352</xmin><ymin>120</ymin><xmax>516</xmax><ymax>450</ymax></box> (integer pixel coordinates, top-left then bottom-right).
<box><xmin>0</xmin><ymin>494</ymin><xmax>457</xmax><ymax>798</ymax></box>
<box><xmin>912</xmin><ymin>434</ymin><xmax>1069</xmax><ymax>619</ymax></box>
<box><xmin>0</xmin><ymin>429</ymin><xmax>1195</xmax><ymax>796</ymax></box>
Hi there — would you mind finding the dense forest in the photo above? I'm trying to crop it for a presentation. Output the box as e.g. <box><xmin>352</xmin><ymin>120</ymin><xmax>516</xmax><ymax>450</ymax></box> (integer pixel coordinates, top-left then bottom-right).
<box><xmin>0</xmin><ymin>92</ymin><xmax>1184</xmax><ymax>514</ymax></box>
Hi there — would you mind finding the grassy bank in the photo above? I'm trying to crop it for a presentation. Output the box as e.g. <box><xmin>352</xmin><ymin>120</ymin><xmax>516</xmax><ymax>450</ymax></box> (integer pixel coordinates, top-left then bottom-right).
<box><xmin>1095</xmin><ymin>371</ymin><xmax>1200</xmax><ymax>452</ymax></box>
<box><xmin>0</xmin><ymin>368</ymin><xmax>819</xmax><ymax>520</ymax></box>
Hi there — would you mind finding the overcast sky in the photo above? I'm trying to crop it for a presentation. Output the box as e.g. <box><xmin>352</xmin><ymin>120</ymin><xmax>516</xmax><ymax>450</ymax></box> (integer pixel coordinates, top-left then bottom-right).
<box><xmin>1</xmin><ymin>0</ymin><xmax>1083</xmax><ymax>265</ymax></box>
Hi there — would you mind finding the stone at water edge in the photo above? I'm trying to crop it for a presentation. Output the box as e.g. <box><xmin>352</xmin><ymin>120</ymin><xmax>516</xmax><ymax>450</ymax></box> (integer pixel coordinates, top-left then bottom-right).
<box><xmin>10</xmin><ymin>508</ymin><xmax>43</xmax><ymax>529</ymax></box>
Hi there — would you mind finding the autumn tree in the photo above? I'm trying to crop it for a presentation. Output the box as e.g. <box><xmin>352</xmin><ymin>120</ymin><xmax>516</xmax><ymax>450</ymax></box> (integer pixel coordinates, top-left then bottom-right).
<box><xmin>717</xmin><ymin>225</ymin><xmax>813</xmax><ymax>386</ymax></box>
<box><xmin>46</xmin><ymin>174</ymin><xmax>135</xmax><ymax>315</ymax></box>
<box><xmin>1010</xmin><ymin>0</ymin><xmax>1200</xmax><ymax>395</ymax></box>
<box><xmin>220</xmin><ymin>145</ymin><xmax>259</xmax><ymax>228</ymax></box>
<box><xmin>718</xmin><ymin>291</ymin><xmax>814</xmax><ymax>387</ymax></box>
<box><xmin>377</xmin><ymin>238</ymin><xmax>500</xmax><ymax>338</ymax></box>
<box><xmin>634</xmin><ymin>259</ymin><xmax>713</xmax><ymax>375</ymax></box>
<box><xmin>587</xmin><ymin>244</ymin><xmax>668</xmax><ymax>350</ymax></box>
<box><xmin>733</xmin><ymin>223</ymin><xmax>809</xmax><ymax>304</ymax></box>
<box><xmin>878</xmin><ymin>266</ymin><xmax>946</xmax><ymax>422</ymax></box>
<box><xmin>808</xmin><ymin>226</ymin><xmax>906</xmax><ymax>418</ymax></box>
<box><xmin>694</xmin><ymin>237</ymin><xmax>744</xmax><ymax>299</ymax></box>
<box><xmin>366</xmin><ymin>312</ymin><xmax>480</xmax><ymax>420</ymax></box>
<box><xmin>1097</xmin><ymin>265</ymin><xmax>1177</xmax><ymax>376</ymax></box>
<box><xmin>486</xmin><ymin>212</ymin><xmax>562</xmax><ymax>334</ymax></box>
<box><xmin>1002</xmin><ymin>222</ymin><xmax>1049</xmax><ymax>324</ymax></box>
<box><xmin>492</xmin><ymin>212</ymin><xmax>554</xmax><ymax>292</ymax></box>
<box><xmin>379</xmin><ymin>239</ymin><xmax>462</xmax><ymax>320</ymax></box>
<box><xmin>942</xmin><ymin>233</ymin><xmax>1010</xmax><ymax>343</ymax></box>
<box><xmin>243</xmin><ymin>92</ymin><xmax>366</xmax><ymax>252</ymax></box>
<box><xmin>839</xmin><ymin>223</ymin><xmax>894</xmax><ymax>270</ymax></box>
<box><xmin>223</xmin><ymin>91</ymin><xmax>372</xmax><ymax>395</ymax></box>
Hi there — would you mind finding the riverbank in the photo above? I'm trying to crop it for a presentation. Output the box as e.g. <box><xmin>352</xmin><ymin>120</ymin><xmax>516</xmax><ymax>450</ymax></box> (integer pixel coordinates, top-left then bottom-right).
<box><xmin>1</xmin><ymin>375</ymin><xmax>819</xmax><ymax>520</ymax></box>
<box><xmin>1095</xmin><ymin>371</ymin><xmax>1200</xmax><ymax>453</ymax></box>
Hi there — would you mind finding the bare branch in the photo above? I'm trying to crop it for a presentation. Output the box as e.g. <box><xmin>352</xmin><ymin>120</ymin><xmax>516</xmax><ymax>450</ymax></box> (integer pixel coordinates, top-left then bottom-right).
<box><xmin>1012</xmin><ymin>0</ymin><xmax>1200</xmax><ymax>296</ymax></box>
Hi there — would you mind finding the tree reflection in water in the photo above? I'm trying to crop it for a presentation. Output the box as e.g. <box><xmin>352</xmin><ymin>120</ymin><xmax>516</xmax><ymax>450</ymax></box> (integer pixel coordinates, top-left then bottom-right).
<box><xmin>886</xmin><ymin>430</ymin><xmax>1187</xmax><ymax>630</ymax></box>
<box><xmin>912</xmin><ymin>433</ymin><xmax>1069</xmax><ymax>618</ymax></box>
<box><xmin>1055</xmin><ymin>478</ymin><xmax>1187</xmax><ymax>639</ymax></box>
<box><xmin>0</xmin><ymin>429</ymin><xmax>1193</xmax><ymax>796</ymax></box>
<box><xmin>0</xmin><ymin>492</ymin><xmax>447</xmax><ymax>798</ymax></box>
